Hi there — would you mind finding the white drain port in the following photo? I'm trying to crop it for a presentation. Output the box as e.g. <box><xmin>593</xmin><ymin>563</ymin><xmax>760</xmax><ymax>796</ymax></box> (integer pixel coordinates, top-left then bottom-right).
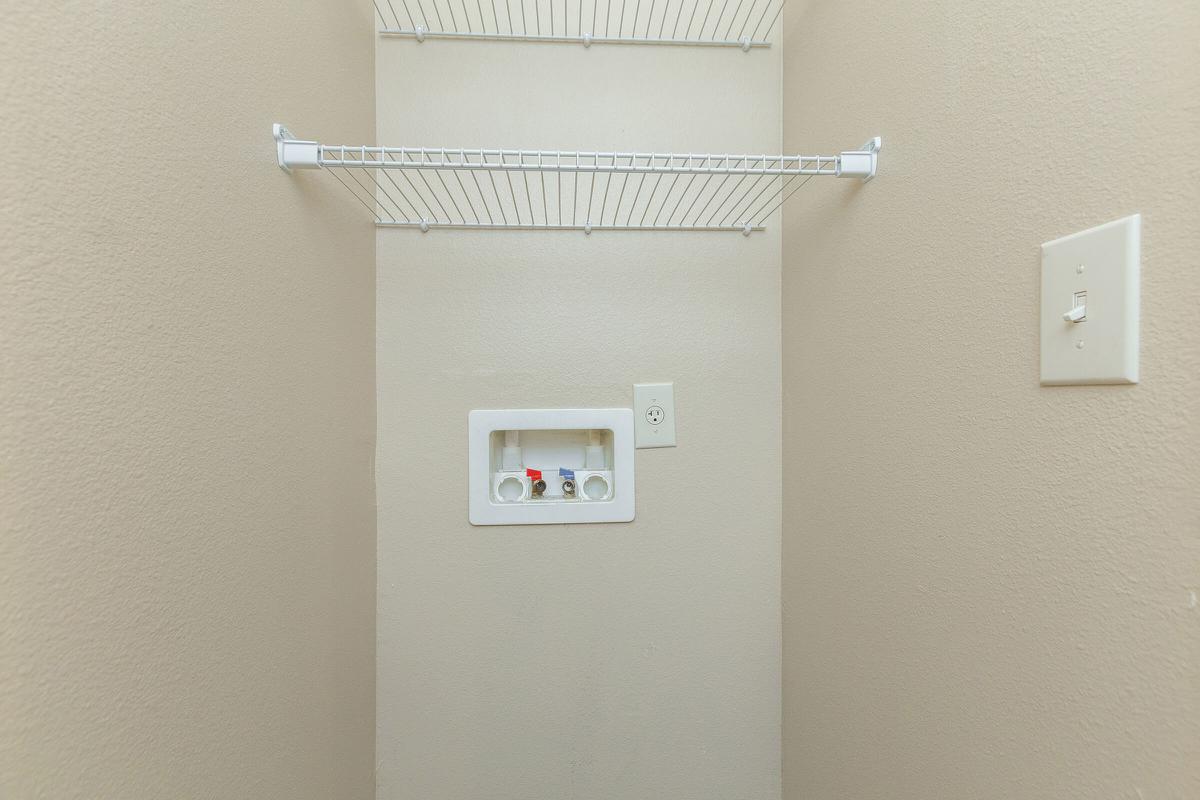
<box><xmin>582</xmin><ymin>474</ymin><xmax>611</xmax><ymax>500</ymax></box>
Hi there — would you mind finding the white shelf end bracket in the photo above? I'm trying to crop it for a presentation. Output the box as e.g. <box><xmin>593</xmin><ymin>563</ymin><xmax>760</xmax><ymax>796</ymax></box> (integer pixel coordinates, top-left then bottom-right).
<box><xmin>837</xmin><ymin>136</ymin><xmax>882</xmax><ymax>182</ymax></box>
<box><xmin>275</xmin><ymin>124</ymin><xmax>321</xmax><ymax>173</ymax></box>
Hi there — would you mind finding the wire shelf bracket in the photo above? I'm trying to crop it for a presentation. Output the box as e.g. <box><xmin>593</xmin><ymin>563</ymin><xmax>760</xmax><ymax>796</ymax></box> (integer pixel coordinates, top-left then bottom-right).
<box><xmin>275</xmin><ymin>124</ymin><xmax>880</xmax><ymax>234</ymax></box>
<box><xmin>374</xmin><ymin>0</ymin><xmax>786</xmax><ymax>50</ymax></box>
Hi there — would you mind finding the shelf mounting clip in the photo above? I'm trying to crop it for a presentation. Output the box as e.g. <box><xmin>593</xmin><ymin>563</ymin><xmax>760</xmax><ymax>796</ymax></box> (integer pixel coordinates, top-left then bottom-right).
<box><xmin>275</xmin><ymin>124</ymin><xmax>321</xmax><ymax>173</ymax></box>
<box><xmin>837</xmin><ymin>136</ymin><xmax>881</xmax><ymax>182</ymax></box>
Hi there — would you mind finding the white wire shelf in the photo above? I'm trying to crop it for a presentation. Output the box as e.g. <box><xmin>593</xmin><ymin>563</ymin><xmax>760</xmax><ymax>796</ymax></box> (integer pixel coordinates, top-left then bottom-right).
<box><xmin>275</xmin><ymin>125</ymin><xmax>879</xmax><ymax>234</ymax></box>
<box><xmin>374</xmin><ymin>0</ymin><xmax>784</xmax><ymax>49</ymax></box>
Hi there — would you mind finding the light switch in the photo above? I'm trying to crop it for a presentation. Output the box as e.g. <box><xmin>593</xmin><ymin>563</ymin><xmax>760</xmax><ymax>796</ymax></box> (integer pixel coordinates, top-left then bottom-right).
<box><xmin>633</xmin><ymin>383</ymin><xmax>676</xmax><ymax>448</ymax></box>
<box><xmin>1040</xmin><ymin>214</ymin><xmax>1140</xmax><ymax>385</ymax></box>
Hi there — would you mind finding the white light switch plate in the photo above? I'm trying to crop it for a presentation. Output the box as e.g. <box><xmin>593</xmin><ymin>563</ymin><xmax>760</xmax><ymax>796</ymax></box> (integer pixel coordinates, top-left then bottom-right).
<box><xmin>633</xmin><ymin>383</ymin><xmax>676</xmax><ymax>448</ymax></box>
<box><xmin>1040</xmin><ymin>214</ymin><xmax>1140</xmax><ymax>385</ymax></box>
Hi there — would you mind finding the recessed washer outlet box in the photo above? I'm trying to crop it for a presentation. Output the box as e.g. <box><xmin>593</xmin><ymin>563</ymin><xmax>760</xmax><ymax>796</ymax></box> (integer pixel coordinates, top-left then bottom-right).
<box><xmin>468</xmin><ymin>409</ymin><xmax>635</xmax><ymax>526</ymax></box>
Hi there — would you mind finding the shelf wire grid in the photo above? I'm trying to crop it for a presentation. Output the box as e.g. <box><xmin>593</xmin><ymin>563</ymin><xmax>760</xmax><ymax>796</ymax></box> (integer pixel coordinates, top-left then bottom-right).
<box><xmin>374</xmin><ymin>0</ymin><xmax>783</xmax><ymax>48</ymax></box>
<box><xmin>320</xmin><ymin>145</ymin><xmax>837</xmax><ymax>232</ymax></box>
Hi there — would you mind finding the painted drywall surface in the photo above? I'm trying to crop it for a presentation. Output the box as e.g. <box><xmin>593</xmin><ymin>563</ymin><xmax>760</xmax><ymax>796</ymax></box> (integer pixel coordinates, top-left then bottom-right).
<box><xmin>781</xmin><ymin>2</ymin><xmax>1199</xmax><ymax>799</ymax></box>
<box><xmin>0</xmin><ymin>3</ymin><xmax>376</xmax><ymax>797</ymax></box>
<box><xmin>375</xmin><ymin>41</ymin><xmax>783</xmax><ymax>800</ymax></box>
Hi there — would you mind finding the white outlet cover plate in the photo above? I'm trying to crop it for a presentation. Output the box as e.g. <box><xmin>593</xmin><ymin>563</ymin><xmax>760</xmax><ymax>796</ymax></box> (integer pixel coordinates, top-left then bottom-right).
<box><xmin>468</xmin><ymin>408</ymin><xmax>635</xmax><ymax>526</ymax></box>
<box><xmin>633</xmin><ymin>382</ymin><xmax>676</xmax><ymax>448</ymax></box>
<box><xmin>1040</xmin><ymin>214</ymin><xmax>1140</xmax><ymax>385</ymax></box>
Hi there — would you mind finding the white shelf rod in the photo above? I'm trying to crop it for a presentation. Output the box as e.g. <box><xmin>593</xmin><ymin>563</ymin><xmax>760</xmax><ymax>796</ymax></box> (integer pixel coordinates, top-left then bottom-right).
<box><xmin>376</xmin><ymin>221</ymin><xmax>765</xmax><ymax>232</ymax></box>
<box><xmin>380</xmin><ymin>28</ymin><xmax>768</xmax><ymax>49</ymax></box>
<box><xmin>324</xmin><ymin>148</ymin><xmax>841</xmax><ymax>176</ymax></box>
<box><xmin>277</xmin><ymin>134</ymin><xmax>879</xmax><ymax>181</ymax></box>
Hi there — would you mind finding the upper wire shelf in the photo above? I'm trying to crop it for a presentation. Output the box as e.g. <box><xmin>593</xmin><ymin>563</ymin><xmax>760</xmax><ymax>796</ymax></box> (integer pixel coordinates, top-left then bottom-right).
<box><xmin>374</xmin><ymin>0</ymin><xmax>784</xmax><ymax>50</ymax></box>
<box><xmin>275</xmin><ymin>125</ymin><xmax>879</xmax><ymax>234</ymax></box>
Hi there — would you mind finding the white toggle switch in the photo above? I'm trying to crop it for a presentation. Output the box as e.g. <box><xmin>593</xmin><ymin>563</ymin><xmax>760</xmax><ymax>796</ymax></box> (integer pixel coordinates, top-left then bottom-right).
<box><xmin>1040</xmin><ymin>214</ymin><xmax>1140</xmax><ymax>385</ymax></box>
<box><xmin>633</xmin><ymin>383</ymin><xmax>676</xmax><ymax>448</ymax></box>
<box><xmin>1063</xmin><ymin>302</ymin><xmax>1087</xmax><ymax>323</ymax></box>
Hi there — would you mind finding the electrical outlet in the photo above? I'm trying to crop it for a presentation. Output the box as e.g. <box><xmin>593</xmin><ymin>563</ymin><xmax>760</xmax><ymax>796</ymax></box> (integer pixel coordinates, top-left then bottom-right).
<box><xmin>633</xmin><ymin>383</ymin><xmax>676</xmax><ymax>448</ymax></box>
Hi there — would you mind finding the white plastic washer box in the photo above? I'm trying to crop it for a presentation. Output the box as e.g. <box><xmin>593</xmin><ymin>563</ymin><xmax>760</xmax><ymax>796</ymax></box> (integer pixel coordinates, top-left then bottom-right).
<box><xmin>468</xmin><ymin>409</ymin><xmax>635</xmax><ymax>525</ymax></box>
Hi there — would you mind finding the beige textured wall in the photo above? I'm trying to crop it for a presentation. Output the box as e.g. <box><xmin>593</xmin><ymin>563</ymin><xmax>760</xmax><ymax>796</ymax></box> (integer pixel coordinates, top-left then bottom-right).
<box><xmin>781</xmin><ymin>2</ymin><xmax>1199</xmax><ymax>799</ymax></box>
<box><xmin>375</xmin><ymin>40</ymin><xmax>783</xmax><ymax>800</ymax></box>
<box><xmin>0</xmin><ymin>3</ymin><xmax>376</xmax><ymax>797</ymax></box>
